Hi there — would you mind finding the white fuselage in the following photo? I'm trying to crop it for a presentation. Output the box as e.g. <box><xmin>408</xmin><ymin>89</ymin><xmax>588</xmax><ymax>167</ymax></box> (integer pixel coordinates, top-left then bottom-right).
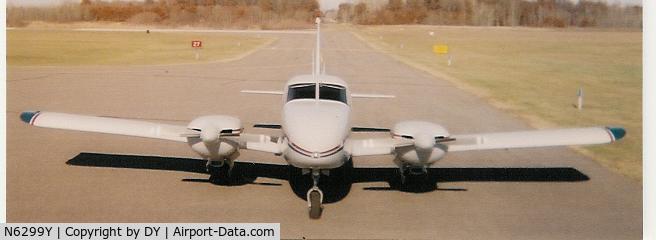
<box><xmin>281</xmin><ymin>75</ymin><xmax>352</xmax><ymax>169</ymax></box>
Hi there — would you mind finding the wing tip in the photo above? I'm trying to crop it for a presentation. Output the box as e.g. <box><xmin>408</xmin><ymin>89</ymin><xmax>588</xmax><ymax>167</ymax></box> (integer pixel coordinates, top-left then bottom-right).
<box><xmin>606</xmin><ymin>126</ymin><xmax>626</xmax><ymax>141</ymax></box>
<box><xmin>20</xmin><ymin>111</ymin><xmax>41</xmax><ymax>125</ymax></box>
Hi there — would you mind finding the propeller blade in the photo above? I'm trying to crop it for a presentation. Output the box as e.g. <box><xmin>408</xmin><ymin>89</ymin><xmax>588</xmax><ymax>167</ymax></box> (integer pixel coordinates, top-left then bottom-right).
<box><xmin>435</xmin><ymin>136</ymin><xmax>456</xmax><ymax>143</ymax></box>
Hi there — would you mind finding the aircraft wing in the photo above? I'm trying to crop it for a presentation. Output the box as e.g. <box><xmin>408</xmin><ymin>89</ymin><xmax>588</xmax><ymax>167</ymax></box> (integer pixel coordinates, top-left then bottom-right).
<box><xmin>238</xmin><ymin>133</ymin><xmax>283</xmax><ymax>154</ymax></box>
<box><xmin>345</xmin><ymin>126</ymin><xmax>623</xmax><ymax>156</ymax></box>
<box><xmin>445</xmin><ymin>127</ymin><xmax>625</xmax><ymax>152</ymax></box>
<box><xmin>345</xmin><ymin>138</ymin><xmax>414</xmax><ymax>156</ymax></box>
<box><xmin>20</xmin><ymin>111</ymin><xmax>285</xmax><ymax>155</ymax></box>
<box><xmin>20</xmin><ymin>111</ymin><xmax>189</xmax><ymax>142</ymax></box>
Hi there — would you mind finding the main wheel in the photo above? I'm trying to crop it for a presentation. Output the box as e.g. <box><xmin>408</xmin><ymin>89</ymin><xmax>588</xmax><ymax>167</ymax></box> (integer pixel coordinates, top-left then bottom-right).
<box><xmin>208</xmin><ymin>164</ymin><xmax>236</xmax><ymax>185</ymax></box>
<box><xmin>392</xmin><ymin>167</ymin><xmax>435</xmax><ymax>192</ymax></box>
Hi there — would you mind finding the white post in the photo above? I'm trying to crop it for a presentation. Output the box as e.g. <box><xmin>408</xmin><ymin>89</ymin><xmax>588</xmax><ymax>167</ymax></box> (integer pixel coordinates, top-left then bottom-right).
<box><xmin>447</xmin><ymin>54</ymin><xmax>452</xmax><ymax>66</ymax></box>
<box><xmin>577</xmin><ymin>87</ymin><xmax>584</xmax><ymax>110</ymax></box>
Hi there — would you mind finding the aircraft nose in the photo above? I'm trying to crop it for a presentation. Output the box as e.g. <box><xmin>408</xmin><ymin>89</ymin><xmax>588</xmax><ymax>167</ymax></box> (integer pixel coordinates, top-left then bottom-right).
<box><xmin>288</xmin><ymin>131</ymin><xmax>343</xmax><ymax>154</ymax></box>
<box><xmin>283</xmin><ymin>101</ymin><xmax>349</xmax><ymax>154</ymax></box>
<box><xmin>285</xmin><ymin>116</ymin><xmax>346</xmax><ymax>155</ymax></box>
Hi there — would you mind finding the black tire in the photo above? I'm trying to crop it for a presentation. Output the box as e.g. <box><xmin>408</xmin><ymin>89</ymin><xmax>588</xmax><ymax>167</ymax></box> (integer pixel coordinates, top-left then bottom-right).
<box><xmin>393</xmin><ymin>168</ymin><xmax>435</xmax><ymax>192</ymax></box>
<box><xmin>308</xmin><ymin>190</ymin><xmax>323</xmax><ymax>219</ymax></box>
<box><xmin>209</xmin><ymin>164</ymin><xmax>236</xmax><ymax>185</ymax></box>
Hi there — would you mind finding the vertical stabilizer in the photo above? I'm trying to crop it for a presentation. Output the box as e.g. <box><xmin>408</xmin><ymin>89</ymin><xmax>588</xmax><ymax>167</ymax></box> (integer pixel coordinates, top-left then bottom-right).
<box><xmin>314</xmin><ymin>17</ymin><xmax>321</xmax><ymax>76</ymax></box>
<box><xmin>314</xmin><ymin>17</ymin><xmax>321</xmax><ymax>100</ymax></box>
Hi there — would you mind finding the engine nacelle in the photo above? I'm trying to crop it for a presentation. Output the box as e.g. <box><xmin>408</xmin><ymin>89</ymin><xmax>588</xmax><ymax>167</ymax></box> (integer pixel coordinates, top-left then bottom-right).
<box><xmin>392</xmin><ymin>121</ymin><xmax>450</xmax><ymax>167</ymax></box>
<box><xmin>186</xmin><ymin>115</ymin><xmax>242</xmax><ymax>161</ymax></box>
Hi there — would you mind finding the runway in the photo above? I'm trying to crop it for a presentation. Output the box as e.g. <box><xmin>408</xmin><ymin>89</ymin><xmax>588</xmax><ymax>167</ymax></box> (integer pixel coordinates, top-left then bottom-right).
<box><xmin>6</xmin><ymin>26</ymin><xmax>641</xmax><ymax>239</ymax></box>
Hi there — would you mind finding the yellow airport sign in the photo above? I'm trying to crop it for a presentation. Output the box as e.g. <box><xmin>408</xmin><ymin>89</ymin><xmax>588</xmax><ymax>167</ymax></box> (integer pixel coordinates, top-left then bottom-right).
<box><xmin>433</xmin><ymin>44</ymin><xmax>449</xmax><ymax>54</ymax></box>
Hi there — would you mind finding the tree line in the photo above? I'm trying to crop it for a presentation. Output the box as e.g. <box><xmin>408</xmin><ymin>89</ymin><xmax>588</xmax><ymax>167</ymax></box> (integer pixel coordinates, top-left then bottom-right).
<box><xmin>7</xmin><ymin>0</ymin><xmax>320</xmax><ymax>29</ymax></box>
<box><xmin>337</xmin><ymin>0</ymin><xmax>642</xmax><ymax>28</ymax></box>
<box><xmin>7</xmin><ymin>0</ymin><xmax>641</xmax><ymax>28</ymax></box>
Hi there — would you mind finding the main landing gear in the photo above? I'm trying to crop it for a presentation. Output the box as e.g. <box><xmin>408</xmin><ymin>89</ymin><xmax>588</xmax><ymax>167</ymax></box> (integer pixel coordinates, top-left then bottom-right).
<box><xmin>207</xmin><ymin>159</ymin><xmax>237</xmax><ymax>185</ymax></box>
<box><xmin>307</xmin><ymin>169</ymin><xmax>324</xmax><ymax>219</ymax></box>
<box><xmin>399</xmin><ymin>164</ymin><xmax>428</xmax><ymax>185</ymax></box>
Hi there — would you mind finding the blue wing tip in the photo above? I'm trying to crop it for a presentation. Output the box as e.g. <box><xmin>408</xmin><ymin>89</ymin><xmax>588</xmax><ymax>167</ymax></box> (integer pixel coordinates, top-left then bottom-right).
<box><xmin>20</xmin><ymin>111</ymin><xmax>40</xmax><ymax>124</ymax></box>
<box><xmin>606</xmin><ymin>126</ymin><xmax>626</xmax><ymax>141</ymax></box>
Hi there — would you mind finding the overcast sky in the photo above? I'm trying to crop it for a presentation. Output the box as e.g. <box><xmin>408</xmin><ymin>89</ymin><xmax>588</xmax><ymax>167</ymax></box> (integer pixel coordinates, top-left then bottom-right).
<box><xmin>6</xmin><ymin>0</ymin><xmax>643</xmax><ymax>9</ymax></box>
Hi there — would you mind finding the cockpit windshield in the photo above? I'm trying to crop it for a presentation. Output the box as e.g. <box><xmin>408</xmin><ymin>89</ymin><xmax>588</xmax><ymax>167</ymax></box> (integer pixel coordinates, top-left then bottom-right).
<box><xmin>287</xmin><ymin>83</ymin><xmax>348</xmax><ymax>104</ymax></box>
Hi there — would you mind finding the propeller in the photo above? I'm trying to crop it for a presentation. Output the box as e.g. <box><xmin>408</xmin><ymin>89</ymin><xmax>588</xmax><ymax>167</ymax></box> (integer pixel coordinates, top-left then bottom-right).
<box><xmin>181</xmin><ymin>127</ymin><xmax>241</xmax><ymax>143</ymax></box>
<box><xmin>414</xmin><ymin>133</ymin><xmax>435</xmax><ymax>151</ymax></box>
<box><xmin>181</xmin><ymin>128</ymin><xmax>218</xmax><ymax>143</ymax></box>
<box><xmin>200</xmin><ymin>126</ymin><xmax>219</xmax><ymax>143</ymax></box>
<box><xmin>435</xmin><ymin>136</ymin><xmax>456</xmax><ymax>143</ymax></box>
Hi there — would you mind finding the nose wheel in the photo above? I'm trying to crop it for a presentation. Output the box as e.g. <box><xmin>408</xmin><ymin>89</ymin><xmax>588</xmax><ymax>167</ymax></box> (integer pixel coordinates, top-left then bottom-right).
<box><xmin>307</xmin><ymin>170</ymin><xmax>324</xmax><ymax>219</ymax></box>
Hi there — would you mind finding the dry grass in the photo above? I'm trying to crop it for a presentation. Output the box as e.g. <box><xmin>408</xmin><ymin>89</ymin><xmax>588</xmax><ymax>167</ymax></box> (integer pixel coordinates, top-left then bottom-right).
<box><xmin>7</xmin><ymin>29</ymin><xmax>275</xmax><ymax>66</ymax></box>
<box><xmin>354</xmin><ymin>25</ymin><xmax>642</xmax><ymax>180</ymax></box>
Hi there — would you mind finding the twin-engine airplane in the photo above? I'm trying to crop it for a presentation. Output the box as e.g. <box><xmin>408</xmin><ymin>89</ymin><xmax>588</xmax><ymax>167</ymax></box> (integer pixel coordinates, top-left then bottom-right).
<box><xmin>20</xmin><ymin>18</ymin><xmax>625</xmax><ymax>219</ymax></box>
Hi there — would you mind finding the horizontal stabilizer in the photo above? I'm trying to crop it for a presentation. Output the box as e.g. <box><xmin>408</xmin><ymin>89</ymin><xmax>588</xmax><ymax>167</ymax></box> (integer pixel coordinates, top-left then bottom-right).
<box><xmin>253</xmin><ymin>124</ymin><xmax>391</xmax><ymax>133</ymax></box>
<box><xmin>351</xmin><ymin>93</ymin><xmax>395</xmax><ymax>98</ymax></box>
<box><xmin>241</xmin><ymin>91</ymin><xmax>394</xmax><ymax>99</ymax></box>
<box><xmin>253</xmin><ymin>124</ymin><xmax>282</xmax><ymax>129</ymax></box>
<box><xmin>241</xmin><ymin>90</ymin><xmax>284</xmax><ymax>95</ymax></box>
<box><xmin>351</xmin><ymin>127</ymin><xmax>391</xmax><ymax>132</ymax></box>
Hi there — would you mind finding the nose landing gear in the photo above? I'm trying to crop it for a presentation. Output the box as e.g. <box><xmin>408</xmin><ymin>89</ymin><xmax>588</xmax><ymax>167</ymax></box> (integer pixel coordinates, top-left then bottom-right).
<box><xmin>307</xmin><ymin>187</ymin><xmax>323</xmax><ymax>219</ymax></box>
<box><xmin>307</xmin><ymin>170</ymin><xmax>324</xmax><ymax>219</ymax></box>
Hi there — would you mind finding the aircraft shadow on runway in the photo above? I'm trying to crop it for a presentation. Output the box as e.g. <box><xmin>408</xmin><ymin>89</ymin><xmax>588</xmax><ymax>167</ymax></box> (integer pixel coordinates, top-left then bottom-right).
<box><xmin>67</xmin><ymin>152</ymin><xmax>590</xmax><ymax>204</ymax></box>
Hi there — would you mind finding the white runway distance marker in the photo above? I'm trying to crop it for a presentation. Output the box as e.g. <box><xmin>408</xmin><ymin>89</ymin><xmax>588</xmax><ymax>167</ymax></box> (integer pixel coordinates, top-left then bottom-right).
<box><xmin>577</xmin><ymin>87</ymin><xmax>584</xmax><ymax>110</ymax></box>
